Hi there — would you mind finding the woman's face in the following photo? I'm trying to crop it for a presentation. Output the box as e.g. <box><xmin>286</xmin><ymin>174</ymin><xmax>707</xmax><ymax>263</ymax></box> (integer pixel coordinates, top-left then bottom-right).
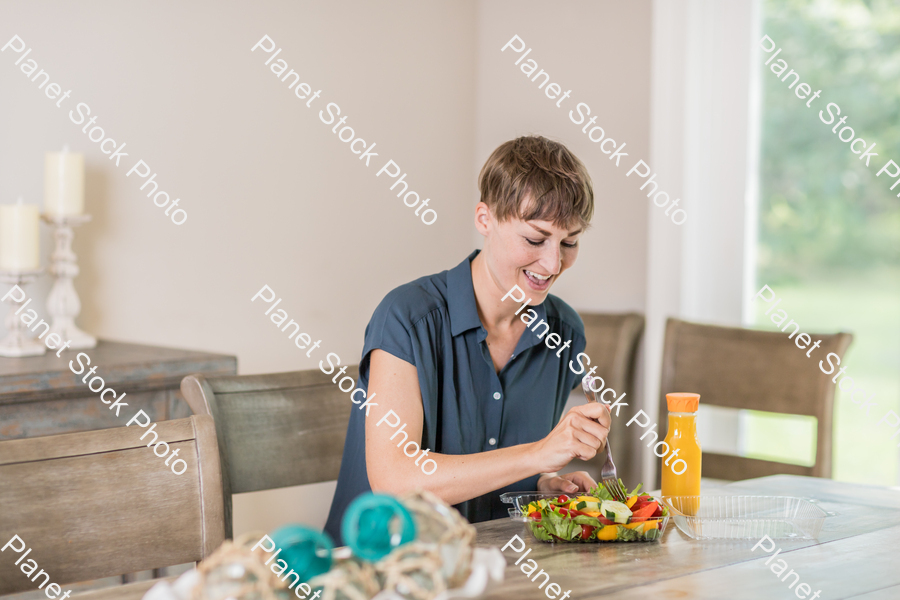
<box><xmin>477</xmin><ymin>203</ymin><xmax>583</xmax><ymax>303</ymax></box>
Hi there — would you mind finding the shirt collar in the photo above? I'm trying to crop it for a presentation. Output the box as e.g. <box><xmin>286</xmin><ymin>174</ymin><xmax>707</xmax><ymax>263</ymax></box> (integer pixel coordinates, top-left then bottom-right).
<box><xmin>447</xmin><ymin>250</ymin><xmax>549</xmax><ymax>348</ymax></box>
<box><xmin>447</xmin><ymin>250</ymin><xmax>484</xmax><ymax>337</ymax></box>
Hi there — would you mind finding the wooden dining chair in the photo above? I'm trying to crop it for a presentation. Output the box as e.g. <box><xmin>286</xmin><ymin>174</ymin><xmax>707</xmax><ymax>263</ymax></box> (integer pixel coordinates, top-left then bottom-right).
<box><xmin>560</xmin><ymin>312</ymin><xmax>645</xmax><ymax>484</ymax></box>
<box><xmin>180</xmin><ymin>367</ymin><xmax>358</xmax><ymax>539</ymax></box>
<box><xmin>0</xmin><ymin>415</ymin><xmax>224</xmax><ymax>595</ymax></box>
<box><xmin>658</xmin><ymin>317</ymin><xmax>853</xmax><ymax>483</ymax></box>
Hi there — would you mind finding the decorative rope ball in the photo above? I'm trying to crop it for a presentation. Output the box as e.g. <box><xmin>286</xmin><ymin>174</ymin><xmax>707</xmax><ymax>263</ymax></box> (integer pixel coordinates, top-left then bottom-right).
<box><xmin>373</xmin><ymin>543</ymin><xmax>446</xmax><ymax>600</ymax></box>
<box><xmin>398</xmin><ymin>490</ymin><xmax>476</xmax><ymax>587</ymax></box>
<box><xmin>193</xmin><ymin>533</ymin><xmax>294</xmax><ymax>600</ymax></box>
<box><xmin>307</xmin><ymin>558</ymin><xmax>380</xmax><ymax>600</ymax></box>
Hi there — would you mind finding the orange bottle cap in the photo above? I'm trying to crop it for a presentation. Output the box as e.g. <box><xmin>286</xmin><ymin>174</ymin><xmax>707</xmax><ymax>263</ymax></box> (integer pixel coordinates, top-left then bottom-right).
<box><xmin>666</xmin><ymin>393</ymin><xmax>700</xmax><ymax>412</ymax></box>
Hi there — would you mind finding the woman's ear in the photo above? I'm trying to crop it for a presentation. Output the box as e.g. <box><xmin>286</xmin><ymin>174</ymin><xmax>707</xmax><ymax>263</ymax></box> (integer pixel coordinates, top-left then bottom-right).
<box><xmin>474</xmin><ymin>202</ymin><xmax>492</xmax><ymax>236</ymax></box>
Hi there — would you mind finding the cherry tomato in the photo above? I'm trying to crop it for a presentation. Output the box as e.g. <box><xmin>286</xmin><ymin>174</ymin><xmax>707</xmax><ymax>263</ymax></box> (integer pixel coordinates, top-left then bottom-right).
<box><xmin>558</xmin><ymin>494</ymin><xmax>570</xmax><ymax>503</ymax></box>
<box><xmin>529</xmin><ymin>511</ymin><xmax>542</xmax><ymax>521</ymax></box>
<box><xmin>580</xmin><ymin>525</ymin><xmax>595</xmax><ymax>540</ymax></box>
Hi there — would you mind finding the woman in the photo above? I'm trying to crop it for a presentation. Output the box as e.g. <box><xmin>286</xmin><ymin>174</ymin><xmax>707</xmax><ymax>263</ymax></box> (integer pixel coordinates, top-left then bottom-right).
<box><xmin>324</xmin><ymin>136</ymin><xmax>610</xmax><ymax>543</ymax></box>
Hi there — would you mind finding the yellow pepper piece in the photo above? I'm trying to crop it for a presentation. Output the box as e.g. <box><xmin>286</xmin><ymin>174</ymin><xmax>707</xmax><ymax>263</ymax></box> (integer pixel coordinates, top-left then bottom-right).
<box><xmin>625</xmin><ymin>496</ymin><xmax>638</xmax><ymax>509</ymax></box>
<box><xmin>569</xmin><ymin>496</ymin><xmax>602</xmax><ymax>511</ymax></box>
<box><xmin>624</xmin><ymin>519</ymin><xmax>659</xmax><ymax>532</ymax></box>
<box><xmin>595</xmin><ymin>525</ymin><xmax>618</xmax><ymax>541</ymax></box>
<box><xmin>580</xmin><ymin>510</ymin><xmax>602</xmax><ymax>518</ymax></box>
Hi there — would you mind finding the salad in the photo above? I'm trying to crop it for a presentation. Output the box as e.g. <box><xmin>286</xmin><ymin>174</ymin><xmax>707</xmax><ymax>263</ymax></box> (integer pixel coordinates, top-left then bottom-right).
<box><xmin>523</xmin><ymin>480</ymin><xmax>668</xmax><ymax>542</ymax></box>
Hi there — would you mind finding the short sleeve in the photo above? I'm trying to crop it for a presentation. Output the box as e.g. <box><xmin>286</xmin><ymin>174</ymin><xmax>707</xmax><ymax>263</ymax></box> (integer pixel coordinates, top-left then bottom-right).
<box><xmin>361</xmin><ymin>282</ymin><xmax>445</xmax><ymax>370</ymax></box>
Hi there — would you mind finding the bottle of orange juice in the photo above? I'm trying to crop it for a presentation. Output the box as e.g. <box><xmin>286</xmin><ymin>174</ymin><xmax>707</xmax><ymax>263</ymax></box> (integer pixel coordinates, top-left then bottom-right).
<box><xmin>660</xmin><ymin>393</ymin><xmax>701</xmax><ymax>514</ymax></box>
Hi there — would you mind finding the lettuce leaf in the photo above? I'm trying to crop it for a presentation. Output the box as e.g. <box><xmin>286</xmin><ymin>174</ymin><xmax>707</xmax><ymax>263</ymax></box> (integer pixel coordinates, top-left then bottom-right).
<box><xmin>572</xmin><ymin>515</ymin><xmax>604</xmax><ymax>527</ymax></box>
<box><xmin>529</xmin><ymin>522</ymin><xmax>554</xmax><ymax>541</ymax></box>
<box><xmin>589</xmin><ymin>479</ymin><xmax>643</xmax><ymax>501</ymax></box>
<box><xmin>615</xmin><ymin>526</ymin><xmax>641</xmax><ymax>541</ymax></box>
<box><xmin>542</xmin><ymin>507</ymin><xmax>581</xmax><ymax>540</ymax></box>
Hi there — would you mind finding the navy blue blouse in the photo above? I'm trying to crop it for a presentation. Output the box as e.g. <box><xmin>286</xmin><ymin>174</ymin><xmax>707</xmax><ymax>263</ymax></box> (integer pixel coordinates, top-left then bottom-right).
<box><xmin>324</xmin><ymin>250</ymin><xmax>586</xmax><ymax>544</ymax></box>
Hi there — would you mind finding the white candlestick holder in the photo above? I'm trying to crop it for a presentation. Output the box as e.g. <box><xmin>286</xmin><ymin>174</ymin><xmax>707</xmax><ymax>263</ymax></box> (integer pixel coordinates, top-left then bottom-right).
<box><xmin>0</xmin><ymin>269</ymin><xmax>46</xmax><ymax>357</ymax></box>
<box><xmin>42</xmin><ymin>214</ymin><xmax>96</xmax><ymax>349</ymax></box>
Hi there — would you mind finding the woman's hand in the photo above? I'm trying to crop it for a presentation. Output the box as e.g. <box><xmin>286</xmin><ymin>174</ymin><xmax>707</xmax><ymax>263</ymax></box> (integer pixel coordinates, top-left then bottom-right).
<box><xmin>537</xmin><ymin>471</ymin><xmax>598</xmax><ymax>495</ymax></box>
<box><xmin>529</xmin><ymin>402</ymin><xmax>611</xmax><ymax>473</ymax></box>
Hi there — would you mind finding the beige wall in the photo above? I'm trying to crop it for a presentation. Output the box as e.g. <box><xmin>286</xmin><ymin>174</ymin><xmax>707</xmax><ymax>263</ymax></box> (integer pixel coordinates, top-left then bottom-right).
<box><xmin>0</xmin><ymin>0</ymin><xmax>477</xmax><ymax>375</ymax></box>
<box><xmin>0</xmin><ymin>0</ymin><xmax>651</xmax><ymax>535</ymax></box>
<box><xmin>475</xmin><ymin>0</ymin><xmax>652</xmax><ymax>313</ymax></box>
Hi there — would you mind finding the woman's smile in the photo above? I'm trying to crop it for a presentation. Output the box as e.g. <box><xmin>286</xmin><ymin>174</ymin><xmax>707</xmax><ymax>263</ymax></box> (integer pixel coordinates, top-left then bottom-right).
<box><xmin>524</xmin><ymin>268</ymin><xmax>553</xmax><ymax>291</ymax></box>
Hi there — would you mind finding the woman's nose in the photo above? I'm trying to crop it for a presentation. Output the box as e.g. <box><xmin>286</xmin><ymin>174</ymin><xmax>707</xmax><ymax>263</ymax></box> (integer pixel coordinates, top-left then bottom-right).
<box><xmin>539</xmin><ymin>246</ymin><xmax>562</xmax><ymax>275</ymax></box>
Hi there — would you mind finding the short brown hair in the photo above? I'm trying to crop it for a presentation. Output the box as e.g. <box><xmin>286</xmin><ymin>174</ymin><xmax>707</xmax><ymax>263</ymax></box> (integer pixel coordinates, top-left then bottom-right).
<box><xmin>478</xmin><ymin>136</ymin><xmax>594</xmax><ymax>230</ymax></box>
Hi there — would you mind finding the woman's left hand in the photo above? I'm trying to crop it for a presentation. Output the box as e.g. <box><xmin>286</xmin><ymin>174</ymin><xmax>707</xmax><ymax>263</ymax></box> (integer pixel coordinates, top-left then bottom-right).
<box><xmin>537</xmin><ymin>471</ymin><xmax>598</xmax><ymax>495</ymax></box>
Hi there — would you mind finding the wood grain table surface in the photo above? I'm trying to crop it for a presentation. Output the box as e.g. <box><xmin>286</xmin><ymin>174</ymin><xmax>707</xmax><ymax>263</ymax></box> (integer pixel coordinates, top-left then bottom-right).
<box><xmin>71</xmin><ymin>475</ymin><xmax>900</xmax><ymax>600</ymax></box>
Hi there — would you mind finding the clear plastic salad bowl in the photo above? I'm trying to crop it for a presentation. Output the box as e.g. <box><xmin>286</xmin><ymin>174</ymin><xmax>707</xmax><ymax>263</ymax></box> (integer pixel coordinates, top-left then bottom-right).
<box><xmin>500</xmin><ymin>492</ymin><xmax>670</xmax><ymax>543</ymax></box>
<box><xmin>660</xmin><ymin>496</ymin><xmax>837</xmax><ymax>540</ymax></box>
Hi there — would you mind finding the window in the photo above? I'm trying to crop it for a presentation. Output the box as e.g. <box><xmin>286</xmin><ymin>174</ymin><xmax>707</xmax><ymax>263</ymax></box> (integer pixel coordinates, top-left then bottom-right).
<box><xmin>749</xmin><ymin>0</ymin><xmax>900</xmax><ymax>485</ymax></box>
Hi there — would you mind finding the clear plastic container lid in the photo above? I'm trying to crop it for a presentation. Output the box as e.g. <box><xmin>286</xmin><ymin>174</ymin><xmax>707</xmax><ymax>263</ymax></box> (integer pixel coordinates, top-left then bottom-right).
<box><xmin>660</xmin><ymin>495</ymin><xmax>838</xmax><ymax>540</ymax></box>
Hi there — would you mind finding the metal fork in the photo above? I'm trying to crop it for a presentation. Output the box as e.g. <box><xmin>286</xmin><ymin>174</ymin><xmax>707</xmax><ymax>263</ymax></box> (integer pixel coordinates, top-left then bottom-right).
<box><xmin>581</xmin><ymin>376</ymin><xmax>628</xmax><ymax>502</ymax></box>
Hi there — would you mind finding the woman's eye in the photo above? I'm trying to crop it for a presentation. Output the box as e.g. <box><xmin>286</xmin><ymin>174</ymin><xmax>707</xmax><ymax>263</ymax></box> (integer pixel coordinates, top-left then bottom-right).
<box><xmin>526</xmin><ymin>238</ymin><xmax>578</xmax><ymax>248</ymax></box>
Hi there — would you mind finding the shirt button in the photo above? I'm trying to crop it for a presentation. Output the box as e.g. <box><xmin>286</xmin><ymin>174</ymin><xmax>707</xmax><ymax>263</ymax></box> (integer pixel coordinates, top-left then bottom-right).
<box><xmin>493</xmin><ymin>392</ymin><xmax>501</xmax><ymax>400</ymax></box>
<box><xmin>489</xmin><ymin>438</ymin><xmax>497</xmax><ymax>446</ymax></box>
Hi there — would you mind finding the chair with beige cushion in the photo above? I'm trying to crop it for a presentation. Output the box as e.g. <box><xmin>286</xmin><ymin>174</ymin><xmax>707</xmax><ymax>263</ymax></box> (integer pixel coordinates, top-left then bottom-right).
<box><xmin>658</xmin><ymin>317</ymin><xmax>853</xmax><ymax>482</ymax></box>
<box><xmin>181</xmin><ymin>367</ymin><xmax>358</xmax><ymax>539</ymax></box>
<box><xmin>0</xmin><ymin>415</ymin><xmax>224</xmax><ymax>595</ymax></box>
<box><xmin>560</xmin><ymin>312</ymin><xmax>645</xmax><ymax>484</ymax></box>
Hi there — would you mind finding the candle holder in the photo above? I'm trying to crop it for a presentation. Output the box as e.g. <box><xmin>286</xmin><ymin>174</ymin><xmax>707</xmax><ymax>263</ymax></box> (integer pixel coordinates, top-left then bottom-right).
<box><xmin>0</xmin><ymin>269</ymin><xmax>46</xmax><ymax>357</ymax></box>
<box><xmin>42</xmin><ymin>214</ymin><xmax>96</xmax><ymax>349</ymax></box>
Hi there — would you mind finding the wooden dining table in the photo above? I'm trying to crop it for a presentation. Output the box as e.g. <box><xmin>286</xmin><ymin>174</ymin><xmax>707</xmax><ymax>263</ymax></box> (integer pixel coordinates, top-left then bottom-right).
<box><xmin>73</xmin><ymin>474</ymin><xmax>900</xmax><ymax>600</ymax></box>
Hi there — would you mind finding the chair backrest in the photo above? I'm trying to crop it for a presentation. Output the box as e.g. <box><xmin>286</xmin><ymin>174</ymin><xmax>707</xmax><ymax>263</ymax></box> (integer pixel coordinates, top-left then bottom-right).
<box><xmin>579</xmin><ymin>312</ymin><xmax>645</xmax><ymax>393</ymax></box>
<box><xmin>561</xmin><ymin>312</ymin><xmax>644</xmax><ymax>483</ymax></box>
<box><xmin>658</xmin><ymin>317</ymin><xmax>853</xmax><ymax>482</ymax></box>
<box><xmin>181</xmin><ymin>368</ymin><xmax>358</xmax><ymax>539</ymax></box>
<box><xmin>0</xmin><ymin>415</ymin><xmax>224</xmax><ymax>594</ymax></box>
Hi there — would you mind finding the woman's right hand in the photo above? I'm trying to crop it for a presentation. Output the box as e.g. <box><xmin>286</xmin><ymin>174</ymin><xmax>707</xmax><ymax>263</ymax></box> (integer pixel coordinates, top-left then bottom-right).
<box><xmin>530</xmin><ymin>402</ymin><xmax>611</xmax><ymax>473</ymax></box>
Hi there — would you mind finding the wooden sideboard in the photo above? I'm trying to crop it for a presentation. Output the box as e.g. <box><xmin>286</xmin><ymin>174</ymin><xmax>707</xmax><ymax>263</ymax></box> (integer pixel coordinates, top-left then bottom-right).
<box><xmin>0</xmin><ymin>339</ymin><xmax>237</xmax><ymax>440</ymax></box>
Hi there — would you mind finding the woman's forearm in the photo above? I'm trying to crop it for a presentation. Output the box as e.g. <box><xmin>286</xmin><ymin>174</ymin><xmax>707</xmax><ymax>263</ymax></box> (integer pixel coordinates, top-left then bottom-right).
<box><xmin>366</xmin><ymin>348</ymin><xmax>551</xmax><ymax>504</ymax></box>
<box><xmin>367</xmin><ymin>439</ymin><xmax>542</xmax><ymax>505</ymax></box>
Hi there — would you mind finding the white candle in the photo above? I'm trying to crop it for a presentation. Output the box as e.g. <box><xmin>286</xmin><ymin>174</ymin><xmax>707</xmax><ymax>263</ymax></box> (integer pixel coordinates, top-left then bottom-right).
<box><xmin>44</xmin><ymin>148</ymin><xmax>84</xmax><ymax>217</ymax></box>
<box><xmin>0</xmin><ymin>200</ymin><xmax>40</xmax><ymax>270</ymax></box>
